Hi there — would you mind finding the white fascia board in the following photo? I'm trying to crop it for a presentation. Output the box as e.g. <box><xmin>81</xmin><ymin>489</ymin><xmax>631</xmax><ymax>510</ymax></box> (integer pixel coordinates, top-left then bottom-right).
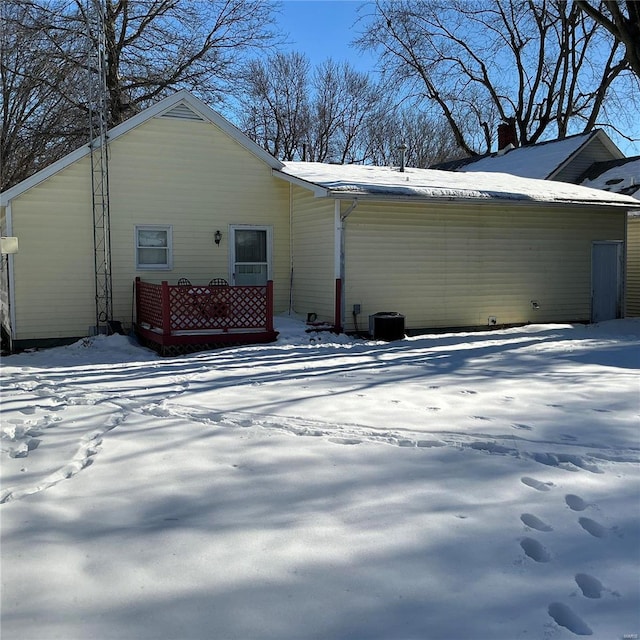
<box><xmin>1</xmin><ymin>90</ymin><xmax>283</xmax><ymax>206</ymax></box>
<box><xmin>272</xmin><ymin>170</ymin><xmax>329</xmax><ymax>197</ymax></box>
<box><xmin>328</xmin><ymin>191</ymin><xmax>636</xmax><ymax>210</ymax></box>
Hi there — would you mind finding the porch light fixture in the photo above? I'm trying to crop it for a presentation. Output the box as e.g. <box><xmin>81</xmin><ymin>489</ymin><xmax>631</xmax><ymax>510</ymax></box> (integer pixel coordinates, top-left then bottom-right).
<box><xmin>214</xmin><ymin>230</ymin><xmax>222</xmax><ymax>246</ymax></box>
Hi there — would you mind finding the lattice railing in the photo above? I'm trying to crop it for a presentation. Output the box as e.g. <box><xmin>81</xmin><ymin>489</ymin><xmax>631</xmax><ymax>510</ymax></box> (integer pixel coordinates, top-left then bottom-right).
<box><xmin>135</xmin><ymin>278</ymin><xmax>274</xmax><ymax>335</ymax></box>
<box><xmin>136</xmin><ymin>279</ymin><xmax>163</xmax><ymax>329</ymax></box>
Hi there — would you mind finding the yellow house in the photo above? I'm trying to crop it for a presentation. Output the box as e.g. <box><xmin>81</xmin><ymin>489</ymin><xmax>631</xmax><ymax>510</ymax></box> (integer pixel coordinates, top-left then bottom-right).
<box><xmin>434</xmin><ymin>135</ymin><xmax>640</xmax><ymax>319</ymax></box>
<box><xmin>1</xmin><ymin>91</ymin><xmax>637</xmax><ymax>352</ymax></box>
<box><xmin>276</xmin><ymin>162</ymin><xmax>635</xmax><ymax>335</ymax></box>
<box><xmin>1</xmin><ymin>91</ymin><xmax>289</xmax><ymax>352</ymax></box>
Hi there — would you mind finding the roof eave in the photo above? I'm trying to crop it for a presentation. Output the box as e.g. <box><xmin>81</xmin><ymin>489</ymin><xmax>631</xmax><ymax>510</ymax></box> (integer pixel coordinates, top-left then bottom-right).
<box><xmin>547</xmin><ymin>129</ymin><xmax>624</xmax><ymax>180</ymax></box>
<box><xmin>325</xmin><ymin>190</ymin><xmax>636</xmax><ymax>209</ymax></box>
<box><xmin>272</xmin><ymin>169</ymin><xmax>329</xmax><ymax>197</ymax></box>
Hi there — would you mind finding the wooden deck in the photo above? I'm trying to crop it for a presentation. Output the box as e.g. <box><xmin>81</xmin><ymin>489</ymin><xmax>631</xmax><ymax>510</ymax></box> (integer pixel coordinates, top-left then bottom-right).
<box><xmin>134</xmin><ymin>278</ymin><xmax>278</xmax><ymax>355</ymax></box>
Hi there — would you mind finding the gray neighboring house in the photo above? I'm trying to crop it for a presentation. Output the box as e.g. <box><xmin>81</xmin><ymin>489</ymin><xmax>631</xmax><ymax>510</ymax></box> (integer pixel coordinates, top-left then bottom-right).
<box><xmin>433</xmin><ymin>129</ymin><xmax>640</xmax><ymax>317</ymax></box>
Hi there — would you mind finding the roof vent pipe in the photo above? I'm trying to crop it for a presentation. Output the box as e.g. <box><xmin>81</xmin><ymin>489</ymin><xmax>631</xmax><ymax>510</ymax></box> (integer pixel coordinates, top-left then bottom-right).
<box><xmin>398</xmin><ymin>143</ymin><xmax>407</xmax><ymax>172</ymax></box>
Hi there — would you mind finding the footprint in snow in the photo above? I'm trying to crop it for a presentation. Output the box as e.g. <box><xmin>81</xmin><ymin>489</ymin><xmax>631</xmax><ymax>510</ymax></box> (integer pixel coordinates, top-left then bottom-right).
<box><xmin>459</xmin><ymin>389</ymin><xmax>477</xmax><ymax>395</ymax></box>
<box><xmin>575</xmin><ymin>573</ymin><xmax>604</xmax><ymax>599</ymax></box>
<box><xmin>18</xmin><ymin>406</ymin><xmax>37</xmax><ymax>415</ymax></box>
<box><xmin>512</xmin><ymin>423</ymin><xmax>533</xmax><ymax>431</ymax></box>
<box><xmin>547</xmin><ymin>602</ymin><xmax>592</xmax><ymax>636</ymax></box>
<box><xmin>521</xmin><ymin>476</ymin><xmax>554</xmax><ymax>491</ymax></box>
<box><xmin>328</xmin><ymin>437</ymin><xmax>361</xmax><ymax>446</ymax></box>
<box><xmin>417</xmin><ymin>440</ymin><xmax>446</xmax><ymax>448</ymax></box>
<box><xmin>565</xmin><ymin>494</ymin><xmax>588</xmax><ymax>511</ymax></box>
<box><xmin>520</xmin><ymin>537</ymin><xmax>551</xmax><ymax>563</ymax></box>
<box><xmin>578</xmin><ymin>517</ymin><xmax>607</xmax><ymax>538</ymax></box>
<box><xmin>520</xmin><ymin>513</ymin><xmax>553</xmax><ymax>532</ymax></box>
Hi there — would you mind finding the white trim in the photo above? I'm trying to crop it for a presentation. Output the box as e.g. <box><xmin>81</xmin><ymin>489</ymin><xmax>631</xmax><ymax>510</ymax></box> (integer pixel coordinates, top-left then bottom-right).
<box><xmin>272</xmin><ymin>169</ymin><xmax>329</xmax><ymax>197</ymax></box>
<box><xmin>135</xmin><ymin>224</ymin><xmax>173</xmax><ymax>270</ymax></box>
<box><xmin>229</xmin><ymin>224</ymin><xmax>273</xmax><ymax>285</ymax></box>
<box><xmin>1</xmin><ymin>90</ymin><xmax>283</xmax><ymax>207</ymax></box>
<box><xmin>7</xmin><ymin>203</ymin><xmax>16</xmax><ymax>340</ymax></box>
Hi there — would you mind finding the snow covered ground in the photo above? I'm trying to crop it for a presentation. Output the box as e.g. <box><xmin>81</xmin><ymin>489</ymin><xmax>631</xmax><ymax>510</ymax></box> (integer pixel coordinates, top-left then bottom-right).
<box><xmin>1</xmin><ymin>316</ymin><xmax>639</xmax><ymax>640</ymax></box>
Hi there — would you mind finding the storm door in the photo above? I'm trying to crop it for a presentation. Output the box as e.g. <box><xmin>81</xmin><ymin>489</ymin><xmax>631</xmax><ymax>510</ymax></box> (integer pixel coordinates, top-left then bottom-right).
<box><xmin>230</xmin><ymin>226</ymin><xmax>272</xmax><ymax>285</ymax></box>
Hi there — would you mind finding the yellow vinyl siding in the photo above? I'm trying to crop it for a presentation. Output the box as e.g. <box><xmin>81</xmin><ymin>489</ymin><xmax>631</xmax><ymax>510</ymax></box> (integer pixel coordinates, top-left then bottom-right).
<box><xmin>10</xmin><ymin>160</ymin><xmax>95</xmax><ymax>341</ymax></box>
<box><xmin>108</xmin><ymin>117</ymin><xmax>290</xmax><ymax>322</ymax></box>
<box><xmin>8</xmin><ymin>115</ymin><xmax>290</xmax><ymax>342</ymax></box>
<box><xmin>290</xmin><ymin>186</ymin><xmax>335</xmax><ymax>321</ymax></box>
<box><xmin>343</xmin><ymin>201</ymin><xmax>625</xmax><ymax>331</ymax></box>
<box><xmin>627</xmin><ymin>215</ymin><xmax>640</xmax><ymax>317</ymax></box>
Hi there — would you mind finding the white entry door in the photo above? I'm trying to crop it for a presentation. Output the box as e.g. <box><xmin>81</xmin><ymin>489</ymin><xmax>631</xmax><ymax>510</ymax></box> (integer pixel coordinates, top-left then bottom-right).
<box><xmin>230</xmin><ymin>226</ymin><xmax>272</xmax><ymax>285</ymax></box>
<box><xmin>591</xmin><ymin>241</ymin><xmax>623</xmax><ymax>322</ymax></box>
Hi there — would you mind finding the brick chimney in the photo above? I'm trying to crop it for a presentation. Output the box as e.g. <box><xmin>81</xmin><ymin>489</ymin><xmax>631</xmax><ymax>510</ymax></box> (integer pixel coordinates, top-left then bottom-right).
<box><xmin>497</xmin><ymin>118</ymin><xmax>517</xmax><ymax>150</ymax></box>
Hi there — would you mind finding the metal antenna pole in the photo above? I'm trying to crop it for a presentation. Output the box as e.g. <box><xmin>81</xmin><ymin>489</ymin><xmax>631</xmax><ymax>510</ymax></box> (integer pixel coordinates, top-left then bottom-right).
<box><xmin>87</xmin><ymin>0</ymin><xmax>112</xmax><ymax>334</ymax></box>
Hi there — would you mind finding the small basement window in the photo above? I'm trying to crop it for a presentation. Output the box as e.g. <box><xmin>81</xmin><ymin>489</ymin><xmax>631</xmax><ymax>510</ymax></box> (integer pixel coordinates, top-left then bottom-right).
<box><xmin>135</xmin><ymin>225</ymin><xmax>173</xmax><ymax>270</ymax></box>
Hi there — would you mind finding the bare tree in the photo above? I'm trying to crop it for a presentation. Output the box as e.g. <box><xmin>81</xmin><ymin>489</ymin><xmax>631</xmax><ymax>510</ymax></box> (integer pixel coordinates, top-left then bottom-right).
<box><xmin>239</xmin><ymin>52</ymin><xmax>311</xmax><ymax>161</ymax></box>
<box><xmin>306</xmin><ymin>59</ymin><xmax>387</xmax><ymax>164</ymax></box>
<box><xmin>1</xmin><ymin>0</ymin><xmax>279</xmax><ymax>189</ymax></box>
<box><xmin>1</xmin><ymin>1</ymin><xmax>87</xmax><ymax>189</ymax></box>
<box><xmin>357</xmin><ymin>0</ymin><xmax>636</xmax><ymax>155</ymax></box>
<box><xmin>365</xmin><ymin>107</ymin><xmax>460</xmax><ymax>168</ymax></box>
<box><xmin>576</xmin><ymin>0</ymin><xmax>640</xmax><ymax>77</ymax></box>
<box><xmin>238</xmin><ymin>52</ymin><xmax>394</xmax><ymax>164</ymax></box>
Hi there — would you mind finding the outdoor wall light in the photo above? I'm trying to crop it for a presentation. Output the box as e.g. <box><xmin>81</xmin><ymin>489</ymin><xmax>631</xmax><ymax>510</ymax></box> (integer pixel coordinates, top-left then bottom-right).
<box><xmin>214</xmin><ymin>230</ymin><xmax>222</xmax><ymax>246</ymax></box>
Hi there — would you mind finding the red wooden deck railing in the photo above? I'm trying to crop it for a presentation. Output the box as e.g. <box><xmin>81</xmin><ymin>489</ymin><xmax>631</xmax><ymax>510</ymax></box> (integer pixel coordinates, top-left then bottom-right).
<box><xmin>134</xmin><ymin>278</ymin><xmax>277</xmax><ymax>354</ymax></box>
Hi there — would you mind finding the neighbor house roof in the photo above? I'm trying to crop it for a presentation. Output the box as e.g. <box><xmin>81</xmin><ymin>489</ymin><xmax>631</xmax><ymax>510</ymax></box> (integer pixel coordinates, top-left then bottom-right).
<box><xmin>275</xmin><ymin>162</ymin><xmax>639</xmax><ymax>208</ymax></box>
<box><xmin>578</xmin><ymin>156</ymin><xmax>640</xmax><ymax>199</ymax></box>
<box><xmin>431</xmin><ymin>130</ymin><xmax>623</xmax><ymax>180</ymax></box>
<box><xmin>0</xmin><ymin>90</ymin><xmax>284</xmax><ymax>207</ymax></box>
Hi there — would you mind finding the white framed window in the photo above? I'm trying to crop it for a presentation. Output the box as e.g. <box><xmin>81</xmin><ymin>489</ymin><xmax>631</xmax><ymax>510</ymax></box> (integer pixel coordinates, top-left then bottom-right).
<box><xmin>135</xmin><ymin>225</ymin><xmax>173</xmax><ymax>270</ymax></box>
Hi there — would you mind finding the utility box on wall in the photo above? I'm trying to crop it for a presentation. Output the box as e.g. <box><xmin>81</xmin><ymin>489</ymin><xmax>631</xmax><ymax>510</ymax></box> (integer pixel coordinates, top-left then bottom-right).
<box><xmin>369</xmin><ymin>312</ymin><xmax>405</xmax><ymax>341</ymax></box>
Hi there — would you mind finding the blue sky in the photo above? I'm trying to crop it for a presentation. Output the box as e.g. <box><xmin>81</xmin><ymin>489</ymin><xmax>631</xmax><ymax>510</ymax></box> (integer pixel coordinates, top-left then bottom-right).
<box><xmin>273</xmin><ymin>0</ymin><xmax>639</xmax><ymax>156</ymax></box>
<box><xmin>276</xmin><ymin>0</ymin><xmax>376</xmax><ymax>73</ymax></box>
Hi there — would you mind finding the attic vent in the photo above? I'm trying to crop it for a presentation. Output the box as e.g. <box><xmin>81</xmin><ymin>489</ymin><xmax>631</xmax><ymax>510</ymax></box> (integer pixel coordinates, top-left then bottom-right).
<box><xmin>159</xmin><ymin>103</ymin><xmax>205</xmax><ymax>121</ymax></box>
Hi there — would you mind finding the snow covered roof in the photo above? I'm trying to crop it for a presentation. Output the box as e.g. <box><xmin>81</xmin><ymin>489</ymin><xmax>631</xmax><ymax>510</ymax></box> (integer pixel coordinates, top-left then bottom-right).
<box><xmin>579</xmin><ymin>156</ymin><xmax>640</xmax><ymax>200</ymax></box>
<box><xmin>276</xmin><ymin>161</ymin><xmax>639</xmax><ymax>208</ymax></box>
<box><xmin>431</xmin><ymin>130</ymin><xmax>623</xmax><ymax>180</ymax></box>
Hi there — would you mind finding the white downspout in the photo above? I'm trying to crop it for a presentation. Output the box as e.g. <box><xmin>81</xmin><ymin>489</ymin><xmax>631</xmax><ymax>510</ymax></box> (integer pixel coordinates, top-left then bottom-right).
<box><xmin>289</xmin><ymin>183</ymin><xmax>294</xmax><ymax>314</ymax></box>
<box><xmin>6</xmin><ymin>202</ymin><xmax>16</xmax><ymax>343</ymax></box>
<box><xmin>335</xmin><ymin>198</ymin><xmax>358</xmax><ymax>331</ymax></box>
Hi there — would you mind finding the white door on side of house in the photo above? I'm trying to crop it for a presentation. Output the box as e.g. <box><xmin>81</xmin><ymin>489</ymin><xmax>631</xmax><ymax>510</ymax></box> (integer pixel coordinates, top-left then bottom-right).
<box><xmin>591</xmin><ymin>241</ymin><xmax>623</xmax><ymax>322</ymax></box>
<box><xmin>229</xmin><ymin>226</ymin><xmax>272</xmax><ymax>285</ymax></box>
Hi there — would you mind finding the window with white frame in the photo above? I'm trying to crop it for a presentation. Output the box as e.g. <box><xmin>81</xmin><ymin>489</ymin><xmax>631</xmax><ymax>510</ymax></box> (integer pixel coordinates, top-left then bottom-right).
<box><xmin>135</xmin><ymin>225</ymin><xmax>172</xmax><ymax>270</ymax></box>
